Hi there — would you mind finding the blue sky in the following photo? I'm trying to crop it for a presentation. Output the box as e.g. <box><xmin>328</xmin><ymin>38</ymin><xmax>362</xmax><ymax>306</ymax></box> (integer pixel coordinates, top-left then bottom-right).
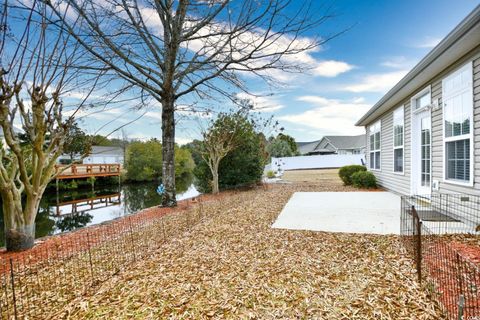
<box><xmin>76</xmin><ymin>0</ymin><xmax>479</xmax><ymax>144</ymax></box>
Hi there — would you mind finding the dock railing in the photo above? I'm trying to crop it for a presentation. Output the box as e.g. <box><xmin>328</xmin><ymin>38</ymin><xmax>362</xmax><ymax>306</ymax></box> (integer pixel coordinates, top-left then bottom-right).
<box><xmin>55</xmin><ymin>164</ymin><xmax>121</xmax><ymax>179</ymax></box>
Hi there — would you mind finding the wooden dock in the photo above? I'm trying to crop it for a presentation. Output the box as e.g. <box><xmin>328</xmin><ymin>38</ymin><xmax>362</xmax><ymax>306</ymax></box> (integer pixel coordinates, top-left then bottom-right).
<box><xmin>54</xmin><ymin>193</ymin><xmax>121</xmax><ymax>216</ymax></box>
<box><xmin>55</xmin><ymin>164</ymin><xmax>121</xmax><ymax>180</ymax></box>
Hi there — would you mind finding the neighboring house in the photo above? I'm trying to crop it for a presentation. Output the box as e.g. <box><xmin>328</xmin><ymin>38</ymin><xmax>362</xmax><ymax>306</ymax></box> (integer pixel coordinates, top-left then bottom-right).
<box><xmin>356</xmin><ymin>5</ymin><xmax>480</xmax><ymax>196</ymax></box>
<box><xmin>83</xmin><ymin>146</ymin><xmax>124</xmax><ymax>165</ymax></box>
<box><xmin>58</xmin><ymin>146</ymin><xmax>124</xmax><ymax>165</ymax></box>
<box><xmin>297</xmin><ymin>140</ymin><xmax>323</xmax><ymax>155</ymax></box>
<box><xmin>297</xmin><ymin>135</ymin><xmax>366</xmax><ymax>155</ymax></box>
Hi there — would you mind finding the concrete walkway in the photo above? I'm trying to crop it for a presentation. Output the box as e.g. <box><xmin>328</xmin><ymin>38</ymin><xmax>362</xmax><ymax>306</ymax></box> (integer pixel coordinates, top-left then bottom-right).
<box><xmin>272</xmin><ymin>192</ymin><xmax>401</xmax><ymax>235</ymax></box>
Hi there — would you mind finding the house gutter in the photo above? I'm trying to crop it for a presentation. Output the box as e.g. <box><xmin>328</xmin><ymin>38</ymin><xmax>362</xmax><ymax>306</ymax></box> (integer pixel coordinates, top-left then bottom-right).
<box><xmin>356</xmin><ymin>5</ymin><xmax>480</xmax><ymax>127</ymax></box>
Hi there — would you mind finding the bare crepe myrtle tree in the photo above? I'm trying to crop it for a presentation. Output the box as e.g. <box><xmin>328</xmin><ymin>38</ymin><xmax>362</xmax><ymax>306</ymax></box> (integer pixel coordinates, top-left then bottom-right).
<box><xmin>46</xmin><ymin>0</ymin><xmax>338</xmax><ymax>207</ymax></box>
<box><xmin>0</xmin><ymin>1</ymin><xmax>103</xmax><ymax>251</ymax></box>
<box><xmin>200</xmin><ymin>107</ymin><xmax>249</xmax><ymax>194</ymax></box>
<box><xmin>201</xmin><ymin>100</ymin><xmax>278</xmax><ymax>194</ymax></box>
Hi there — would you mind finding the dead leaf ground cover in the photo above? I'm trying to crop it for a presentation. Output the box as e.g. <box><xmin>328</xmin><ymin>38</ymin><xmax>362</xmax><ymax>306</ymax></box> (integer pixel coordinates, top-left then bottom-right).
<box><xmin>59</xmin><ymin>172</ymin><xmax>445</xmax><ymax>319</ymax></box>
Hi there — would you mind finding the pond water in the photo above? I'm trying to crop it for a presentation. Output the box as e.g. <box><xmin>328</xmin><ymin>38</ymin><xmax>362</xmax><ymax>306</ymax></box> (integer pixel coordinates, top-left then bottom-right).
<box><xmin>0</xmin><ymin>176</ymin><xmax>200</xmax><ymax>247</ymax></box>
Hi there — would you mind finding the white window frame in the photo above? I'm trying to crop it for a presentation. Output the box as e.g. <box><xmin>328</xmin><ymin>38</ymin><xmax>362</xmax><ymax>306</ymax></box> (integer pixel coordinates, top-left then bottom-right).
<box><xmin>442</xmin><ymin>61</ymin><xmax>474</xmax><ymax>187</ymax></box>
<box><xmin>369</xmin><ymin>120</ymin><xmax>381</xmax><ymax>171</ymax></box>
<box><xmin>410</xmin><ymin>86</ymin><xmax>432</xmax><ymax>195</ymax></box>
<box><xmin>392</xmin><ymin>106</ymin><xmax>405</xmax><ymax>175</ymax></box>
<box><xmin>411</xmin><ymin>86</ymin><xmax>432</xmax><ymax>113</ymax></box>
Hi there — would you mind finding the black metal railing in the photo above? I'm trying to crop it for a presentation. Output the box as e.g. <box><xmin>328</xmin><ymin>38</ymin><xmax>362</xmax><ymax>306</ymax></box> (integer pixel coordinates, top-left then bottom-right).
<box><xmin>401</xmin><ymin>194</ymin><xmax>480</xmax><ymax>320</ymax></box>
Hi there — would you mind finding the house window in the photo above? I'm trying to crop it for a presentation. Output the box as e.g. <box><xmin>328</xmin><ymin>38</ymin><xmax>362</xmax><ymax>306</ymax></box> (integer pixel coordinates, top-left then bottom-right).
<box><xmin>412</xmin><ymin>89</ymin><xmax>431</xmax><ymax>111</ymax></box>
<box><xmin>446</xmin><ymin>140</ymin><xmax>469</xmax><ymax>181</ymax></box>
<box><xmin>443</xmin><ymin>62</ymin><xmax>473</xmax><ymax>184</ymax></box>
<box><xmin>393</xmin><ymin>106</ymin><xmax>404</xmax><ymax>173</ymax></box>
<box><xmin>421</xmin><ymin>117</ymin><xmax>431</xmax><ymax>186</ymax></box>
<box><xmin>369</xmin><ymin>121</ymin><xmax>381</xmax><ymax>170</ymax></box>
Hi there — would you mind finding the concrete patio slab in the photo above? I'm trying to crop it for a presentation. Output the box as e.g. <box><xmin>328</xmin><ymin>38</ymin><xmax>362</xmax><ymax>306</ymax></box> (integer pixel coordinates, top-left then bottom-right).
<box><xmin>272</xmin><ymin>192</ymin><xmax>401</xmax><ymax>235</ymax></box>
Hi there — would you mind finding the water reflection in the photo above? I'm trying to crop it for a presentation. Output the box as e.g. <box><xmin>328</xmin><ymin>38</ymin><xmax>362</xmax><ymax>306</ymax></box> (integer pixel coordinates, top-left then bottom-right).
<box><xmin>0</xmin><ymin>174</ymin><xmax>200</xmax><ymax>246</ymax></box>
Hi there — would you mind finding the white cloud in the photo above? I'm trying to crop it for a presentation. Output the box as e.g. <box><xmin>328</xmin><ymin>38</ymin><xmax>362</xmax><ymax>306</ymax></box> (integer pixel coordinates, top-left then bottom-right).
<box><xmin>279</xmin><ymin>96</ymin><xmax>369</xmax><ymax>135</ymax></box>
<box><xmin>176</xmin><ymin>105</ymin><xmax>212</xmax><ymax>119</ymax></box>
<box><xmin>312</xmin><ymin>60</ymin><xmax>354</xmax><ymax>77</ymax></box>
<box><xmin>381</xmin><ymin>56</ymin><xmax>415</xmax><ymax>69</ymax></box>
<box><xmin>235</xmin><ymin>92</ymin><xmax>284</xmax><ymax>112</ymax></box>
<box><xmin>352</xmin><ymin>97</ymin><xmax>366</xmax><ymax>104</ymax></box>
<box><xmin>125</xmin><ymin>132</ymin><xmax>192</xmax><ymax>145</ymax></box>
<box><xmin>85</xmin><ymin>107</ymin><xmax>125</xmax><ymax>121</ymax></box>
<box><xmin>295</xmin><ymin>95</ymin><xmax>330</xmax><ymax>105</ymax></box>
<box><xmin>144</xmin><ymin>111</ymin><xmax>162</xmax><ymax>122</ymax></box>
<box><xmin>127</xmin><ymin>133</ymin><xmax>153</xmax><ymax>141</ymax></box>
<box><xmin>175</xmin><ymin>137</ymin><xmax>193</xmax><ymax>145</ymax></box>
<box><xmin>344</xmin><ymin>70</ymin><xmax>408</xmax><ymax>93</ymax></box>
<box><xmin>412</xmin><ymin>36</ymin><xmax>442</xmax><ymax>49</ymax></box>
<box><xmin>138</xmin><ymin>5</ymin><xmax>343</xmax><ymax>83</ymax></box>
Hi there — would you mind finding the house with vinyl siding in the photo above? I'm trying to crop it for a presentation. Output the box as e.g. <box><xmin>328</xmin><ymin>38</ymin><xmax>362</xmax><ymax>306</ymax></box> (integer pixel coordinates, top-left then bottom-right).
<box><xmin>297</xmin><ymin>135</ymin><xmax>366</xmax><ymax>156</ymax></box>
<box><xmin>356</xmin><ymin>5</ymin><xmax>480</xmax><ymax>197</ymax></box>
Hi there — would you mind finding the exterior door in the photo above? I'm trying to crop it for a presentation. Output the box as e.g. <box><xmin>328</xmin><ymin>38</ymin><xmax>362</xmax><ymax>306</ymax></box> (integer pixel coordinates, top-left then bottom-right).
<box><xmin>412</xmin><ymin>110</ymin><xmax>432</xmax><ymax>196</ymax></box>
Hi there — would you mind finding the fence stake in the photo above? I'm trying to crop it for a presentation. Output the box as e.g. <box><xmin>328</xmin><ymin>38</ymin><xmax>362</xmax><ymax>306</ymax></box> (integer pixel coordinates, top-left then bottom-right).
<box><xmin>458</xmin><ymin>294</ymin><xmax>464</xmax><ymax>320</ymax></box>
<box><xmin>86</xmin><ymin>232</ymin><xmax>94</xmax><ymax>285</ymax></box>
<box><xmin>161</xmin><ymin>218</ymin><xmax>166</xmax><ymax>241</ymax></box>
<box><xmin>128</xmin><ymin>217</ymin><xmax>137</xmax><ymax>262</ymax></box>
<box><xmin>9</xmin><ymin>259</ymin><xmax>18</xmax><ymax>320</ymax></box>
<box><xmin>457</xmin><ymin>253</ymin><xmax>464</xmax><ymax>296</ymax></box>
<box><xmin>412</xmin><ymin>205</ymin><xmax>422</xmax><ymax>283</ymax></box>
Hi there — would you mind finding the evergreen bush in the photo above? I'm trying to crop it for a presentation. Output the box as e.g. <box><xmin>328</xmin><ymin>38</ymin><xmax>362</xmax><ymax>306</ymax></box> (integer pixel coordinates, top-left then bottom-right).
<box><xmin>338</xmin><ymin>165</ymin><xmax>366</xmax><ymax>185</ymax></box>
<box><xmin>351</xmin><ymin>171</ymin><xmax>377</xmax><ymax>189</ymax></box>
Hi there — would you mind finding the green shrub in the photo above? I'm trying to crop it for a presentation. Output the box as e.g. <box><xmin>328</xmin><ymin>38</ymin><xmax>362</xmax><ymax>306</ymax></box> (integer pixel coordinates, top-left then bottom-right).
<box><xmin>69</xmin><ymin>180</ymin><xmax>78</xmax><ymax>189</ymax></box>
<box><xmin>125</xmin><ymin>139</ymin><xmax>195</xmax><ymax>182</ymax></box>
<box><xmin>266</xmin><ymin>139</ymin><xmax>294</xmax><ymax>158</ymax></box>
<box><xmin>87</xmin><ymin>176</ymin><xmax>96</xmax><ymax>187</ymax></box>
<box><xmin>351</xmin><ymin>171</ymin><xmax>377</xmax><ymax>189</ymax></box>
<box><xmin>126</xmin><ymin>140</ymin><xmax>163</xmax><ymax>181</ymax></box>
<box><xmin>338</xmin><ymin>165</ymin><xmax>366</xmax><ymax>185</ymax></box>
<box><xmin>266</xmin><ymin>170</ymin><xmax>276</xmax><ymax>179</ymax></box>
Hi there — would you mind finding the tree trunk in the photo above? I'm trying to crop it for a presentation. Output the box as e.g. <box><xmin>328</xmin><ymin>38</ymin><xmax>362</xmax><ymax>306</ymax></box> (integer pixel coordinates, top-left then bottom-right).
<box><xmin>212</xmin><ymin>161</ymin><xmax>220</xmax><ymax>194</ymax></box>
<box><xmin>3</xmin><ymin>197</ymin><xmax>35</xmax><ymax>252</ymax></box>
<box><xmin>161</xmin><ymin>97</ymin><xmax>177</xmax><ymax>207</ymax></box>
<box><xmin>5</xmin><ymin>225</ymin><xmax>35</xmax><ymax>252</ymax></box>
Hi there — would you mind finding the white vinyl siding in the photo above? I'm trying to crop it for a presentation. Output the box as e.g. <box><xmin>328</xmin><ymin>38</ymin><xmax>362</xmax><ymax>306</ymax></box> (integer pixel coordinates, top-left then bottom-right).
<box><xmin>365</xmin><ymin>103</ymin><xmax>411</xmax><ymax>195</ymax></box>
<box><xmin>365</xmin><ymin>49</ymin><xmax>479</xmax><ymax>196</ymax></box>
<box><xmin>369</xmin><ymin>121</ymin><xmax>381</xmax><ymax>170</ymax></box>
<box><xmin>393</xmin><ymin>106</ymin><xmax>404</xmax><ymax>173</ymax></box>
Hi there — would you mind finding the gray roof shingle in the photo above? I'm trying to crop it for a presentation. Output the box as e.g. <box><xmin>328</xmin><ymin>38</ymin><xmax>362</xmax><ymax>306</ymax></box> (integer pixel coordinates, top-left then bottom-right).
<box><xmin>296</xmin><ymin>135</ymin><xmax>365</xmax><ymax>154</ymax></box>
<box><xmin>322</xmin><ymin>135</ymin><xmax>366</xmax><ymax>150</ymax></box>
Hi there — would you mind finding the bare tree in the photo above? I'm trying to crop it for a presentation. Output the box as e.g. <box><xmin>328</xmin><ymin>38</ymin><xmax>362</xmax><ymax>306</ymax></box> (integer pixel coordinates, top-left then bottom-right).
<box><xmin>0</xmin><ymin>1</ymin><xmax>104</xmax><ymax>251</ymax></box>
<box><xmin>46</xmin><ymin>0</ymin><xmax>336</xmax><ymax>207</ymax></box>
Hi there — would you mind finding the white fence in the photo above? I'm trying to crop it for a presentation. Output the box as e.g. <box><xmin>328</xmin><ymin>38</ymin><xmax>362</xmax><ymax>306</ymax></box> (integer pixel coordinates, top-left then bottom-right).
<box><xmin>271</xmin><ymin>154</ymin><xmax>365</xmax><ymax>172</ymax></box>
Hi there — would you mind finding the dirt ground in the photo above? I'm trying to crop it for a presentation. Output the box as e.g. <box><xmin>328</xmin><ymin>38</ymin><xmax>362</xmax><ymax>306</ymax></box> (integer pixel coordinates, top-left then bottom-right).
<box><xmin>57</xmin><ymin>170</ymin><xmax>444</xmax><ymax>319</ymax></box>
<box><xmin>282</xmin><ymin>168</ymin><xmax>344</xmax><ymax>185</ymax></box>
